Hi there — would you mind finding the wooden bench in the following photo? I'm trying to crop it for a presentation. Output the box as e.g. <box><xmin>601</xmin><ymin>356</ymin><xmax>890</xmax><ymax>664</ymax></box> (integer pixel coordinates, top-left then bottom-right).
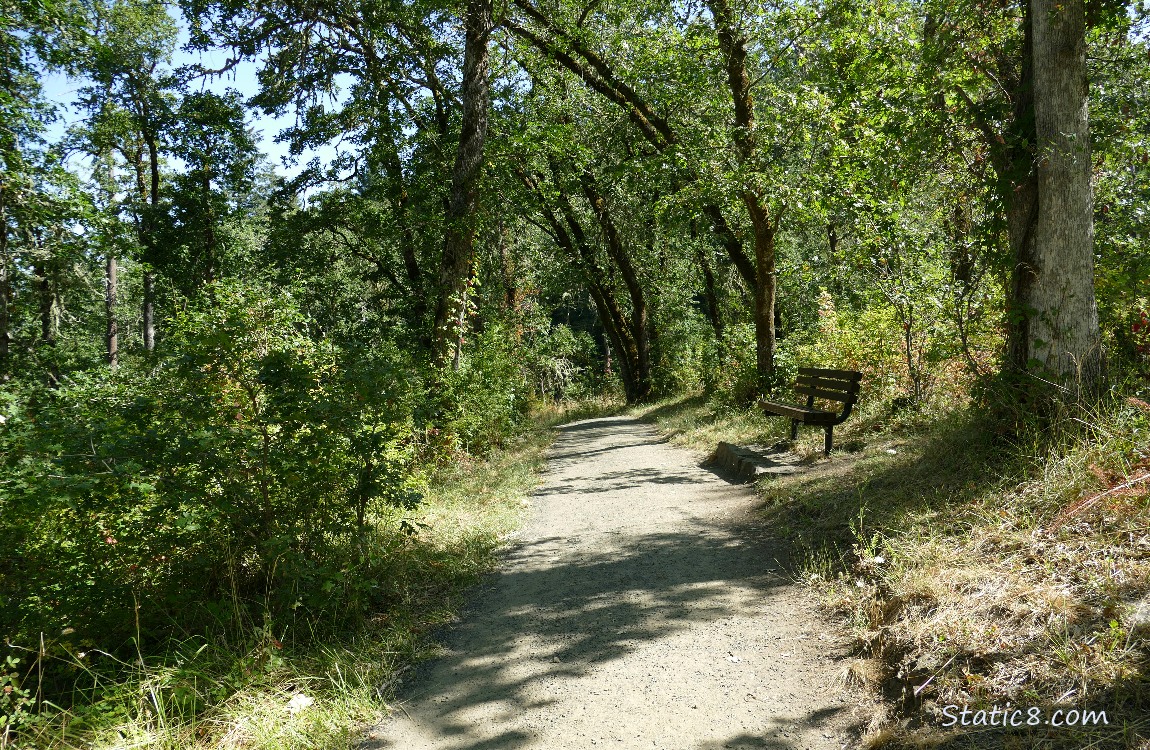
<box><xmin>759</xmin><ymin>367</ymin><xmax>862</xmax><ymax>456</ymax></box>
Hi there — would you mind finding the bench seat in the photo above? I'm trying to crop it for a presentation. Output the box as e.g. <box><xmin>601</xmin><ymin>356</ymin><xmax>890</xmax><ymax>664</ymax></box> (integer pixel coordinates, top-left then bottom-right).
<box><xmin>757</xmin><ymin>399</ymin><xmax>837</xmax><ymax>424</ymax></box>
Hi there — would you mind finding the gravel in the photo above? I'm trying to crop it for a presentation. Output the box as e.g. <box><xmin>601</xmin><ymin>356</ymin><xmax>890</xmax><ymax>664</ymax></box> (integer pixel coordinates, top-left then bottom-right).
<box><xmin>360</xmin><ymin>416</ymin><xmax>863</xmax><ymax>749</ymax></box>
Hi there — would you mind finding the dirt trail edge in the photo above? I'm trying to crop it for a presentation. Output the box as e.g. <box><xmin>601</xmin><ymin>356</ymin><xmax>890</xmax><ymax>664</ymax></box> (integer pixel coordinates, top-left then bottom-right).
<box><xmin>361</xmin><ymin>416</ymin><xmax>865</xmax><ymax>750</ymax></box>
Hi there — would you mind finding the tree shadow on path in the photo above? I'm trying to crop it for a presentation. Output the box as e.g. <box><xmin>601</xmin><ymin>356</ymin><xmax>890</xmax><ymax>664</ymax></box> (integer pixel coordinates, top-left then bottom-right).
<box><xmin>360</xmin><ymin>417</ymin><xmax>863</xmax><ymax>750</ymax></box>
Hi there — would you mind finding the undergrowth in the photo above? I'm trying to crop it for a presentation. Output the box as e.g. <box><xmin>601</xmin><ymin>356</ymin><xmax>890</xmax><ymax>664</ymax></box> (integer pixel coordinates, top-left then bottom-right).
<box><xmin>2</xmin><ymin>418</ymin><xmax>556</xmax><ymax>750</ymax></box>
<box><xmin>634</xmin><ymin>385</ymin><xmax>1150</xmax><ymax>750</ymax></box>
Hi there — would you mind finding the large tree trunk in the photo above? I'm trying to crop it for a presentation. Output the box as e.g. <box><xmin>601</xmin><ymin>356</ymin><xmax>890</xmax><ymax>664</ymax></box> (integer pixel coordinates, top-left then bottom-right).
<box><xmin>1001</xmin><ymin>3</ymin><xmax>1041</xmax><ymax>373</ymax></box>
<box><xmin>1026</xmin><ymin>0</ymin><xmax>1104</xmax><ymax>395</ymax></box>
<box><xmin>746</xmin><ymin>202</ymin><xmax>777</xmax><ymax>390</ymax></box>
<box><xmin>432</xmin><ymin>0</ymin><xmax>493</xmax><ymax>367</ymax></box>
<box><xmin>945</xmin><ymin>3</ymin><xmax>1042</xmax><ymax>381</ymax></box>
<box><xmin>1004</xmin><ymin>176</ymin><xmax>1039</xmax><ymax>371</ymax></box>
<box><xmin>710</xmin><ymin>0</ymin><xmax>779</xmax><ymax>391</ymax></box>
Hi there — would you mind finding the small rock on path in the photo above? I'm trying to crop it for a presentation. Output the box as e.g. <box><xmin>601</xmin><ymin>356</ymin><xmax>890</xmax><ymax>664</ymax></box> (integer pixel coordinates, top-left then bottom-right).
<box><xmin>361</xmin><ymin>416</ymin><xmax>863</xmax><ymax>749</ymax></box>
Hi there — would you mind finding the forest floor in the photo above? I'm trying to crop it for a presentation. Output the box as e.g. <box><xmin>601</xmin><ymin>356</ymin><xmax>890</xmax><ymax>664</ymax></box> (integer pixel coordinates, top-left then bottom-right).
<box><xmin>361</xmin><ymin>415</ymin><xmax>873</xmax><ymax>750</ymax></box>
<box><xmin>632</xmin><ymin>394</ymin><xmax>1150</xmax><ymax>750</ymax></box>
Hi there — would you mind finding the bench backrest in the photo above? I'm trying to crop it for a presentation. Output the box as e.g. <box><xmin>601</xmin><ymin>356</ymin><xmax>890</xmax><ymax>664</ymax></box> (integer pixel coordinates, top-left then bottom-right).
<box><xmin>795</xmin><ymin>367</ymin><xmax>862</xmax><ymax>405</ymax></box>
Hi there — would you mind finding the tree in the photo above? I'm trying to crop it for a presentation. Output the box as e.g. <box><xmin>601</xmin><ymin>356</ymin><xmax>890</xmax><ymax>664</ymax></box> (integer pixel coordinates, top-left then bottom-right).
<box><xmin>61</xmin><ymin>0</ymin><xmax>177</xmax><ymax>353</ymax></box>
<box><xmin>160</xmin><ymin>90</ymin><xmax>259</xmax><ymax>292</ymax></box>
<box><xmin>502</xmin><ymin>0</ymin><xmax>774</xmax><ymax>389</ymax></box>
<box><xmin>0</xmin><ymin>0</ymin><xmax>58</xmax><ymax>375</ymax></box>
<box><xmin>1025</xmin><ymin>0</ymin><xmax>1103</xmax><ymax>395</ymax></box>
<box><xmin>184</xmin><ymin>0</ymin><xmax>498</xmax><ymax>367</ymax></box>
<box><xmin>923</xmin><ymin>0</ymin><xmax>1108</xmax><ymax>398</ymax></box>
<box><xmin>708</xmin><ymin>0</ymin><xmax>783</xmax><ymax>391</ymax></box>
<box><xmin>431</xmin><ymin>0</ymin><xmax>494</xmax><ymax>368</ymax></box>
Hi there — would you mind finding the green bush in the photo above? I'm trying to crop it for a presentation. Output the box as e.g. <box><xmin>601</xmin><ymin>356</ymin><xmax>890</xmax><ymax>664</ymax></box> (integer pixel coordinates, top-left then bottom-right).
<box><xmin>522</xmin><ymin>323</ymin><xmax>600</xmax><ymax>402</ymax></box>
<box><xmin>437</xmin><ymin>323</ymin><xmax>530</xmax><ymax>454</ymax></box>
<box><xmin>0</xmin><ymin>281</ymin><xmax>423</xmax><ymax>662</ymax></box>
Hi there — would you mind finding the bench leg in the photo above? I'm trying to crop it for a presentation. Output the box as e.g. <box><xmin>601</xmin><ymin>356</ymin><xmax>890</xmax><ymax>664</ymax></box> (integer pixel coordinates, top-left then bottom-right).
<box><xmin>824</xmin><ymin>426</ymin><xmax>833</xmax><ymax>456</ymax></box>
<box><xmin>790</xmin><ymin>420</ymin><xmax>799</xmax><ymax>440</ymax></box>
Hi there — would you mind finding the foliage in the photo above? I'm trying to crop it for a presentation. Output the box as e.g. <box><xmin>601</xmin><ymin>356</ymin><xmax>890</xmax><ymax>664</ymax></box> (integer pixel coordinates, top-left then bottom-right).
<box><xmin>0</xmin><ymin>282</ymin><xmax>423</xmax><ymax>650</ymax></box>
<box><xmin>4</xmin><ymin>0</ymin><xmax>1150</xmax><ymax>743</ymax></box>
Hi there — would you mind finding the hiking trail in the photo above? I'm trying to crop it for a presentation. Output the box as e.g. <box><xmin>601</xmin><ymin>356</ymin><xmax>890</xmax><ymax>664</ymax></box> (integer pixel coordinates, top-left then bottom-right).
<box><xmin>362</xmin><ymin>416</ymin><xmax>865</xmax><ymax>750</ymax></box>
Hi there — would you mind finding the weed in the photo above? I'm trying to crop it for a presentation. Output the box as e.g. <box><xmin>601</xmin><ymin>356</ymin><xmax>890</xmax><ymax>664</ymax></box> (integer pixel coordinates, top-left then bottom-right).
<box><xmin>637</xmin><ymin>390</ymin><xmax>1150</xmax><ymax>749</ymax></box>
<box><xmin>4</xmin><ymin>418</ymin><xmax>554</xmax><ymax>749</ymax></box>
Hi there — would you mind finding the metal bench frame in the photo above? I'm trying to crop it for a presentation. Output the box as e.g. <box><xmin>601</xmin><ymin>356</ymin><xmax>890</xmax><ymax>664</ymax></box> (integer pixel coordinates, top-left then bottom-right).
<box><xmin>759</xmin><ymin>367</ymin><xmax>862</xmax><ymax>456</ymax></box>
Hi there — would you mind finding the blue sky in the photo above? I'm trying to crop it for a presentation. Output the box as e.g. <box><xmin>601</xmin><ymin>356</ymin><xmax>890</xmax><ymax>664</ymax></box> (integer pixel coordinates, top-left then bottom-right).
<box><xmin>39</xmin><ymin>21</ymin><xmax>339</xmax><ymax>180</ymax></box>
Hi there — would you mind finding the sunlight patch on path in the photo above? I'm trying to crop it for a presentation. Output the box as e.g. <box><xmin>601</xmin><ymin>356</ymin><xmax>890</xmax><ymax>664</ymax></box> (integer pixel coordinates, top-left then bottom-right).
<box><xmin>361</xmin><ymin>416</ymin><xmax>862</xmax><ymax>750</ymax></box>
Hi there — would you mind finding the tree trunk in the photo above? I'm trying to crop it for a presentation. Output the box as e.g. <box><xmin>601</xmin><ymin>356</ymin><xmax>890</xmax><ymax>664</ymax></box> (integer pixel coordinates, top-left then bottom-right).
<box><xmin>137</xmin><ymin>135</ymin><xmax>161</xmax><ymax>353</ymax></box>
<box><xmin>1005</xmin><ymin>180</ymin><xmax>1039</xmax><ymax>371</ymax></box>
<box><xmin>551</xmin><ymin>183</ymin><xmax>642</xmax><ymax>401</ymax></box>
<box><xmin>33</xmin><ymin>252</ymin><xmax>59</xmax><ymax>387</ymax></box>
<box><xmin>392</xmin><ymin>172</ymin><xmax>425</xmax><ymax>332</ymax></box>
<box><xmin>34</xmin><ymin>259</ymin><xmax>53</xmax><ymax>344</ymax></box>
<box><xmin>517</xmin><ymin>166</ymin><xmax>644</xmax><ymax>401</ymax></box>
<box><xmin>747</xmin><ymin>204</ymin><xmax>777</xmax><ymax>390</ymax></box>
<box><xmin>710</xmin><ymin>0</ymin><xmax>779</xmax><ymax>392</ymax></box>
<box><xmin>202</xmin><ymin>173</ymin><xmax>217</xmax><ymax>286</ymax></box>
<box><xmin>496</xmin><ymin>219</ymin><xmax>518</xmax><ymax>312</ymax></box>
<box><xmin>696</xmin><ymin>245</ymin><xmax>725</xmax><ymax>352</ymax></box>
<box><xmin>507</xmin><ymin>8</ymin><xmax>764</xmax><ymax>359</ymax></box>
<box><xmin>379</xmin><ymin>111</ymin><xmax>426</xmax><ymax>332</ymax></box>
<box><xmin>510</xmin><ymin>7</ymin><xmax>767</xmax><ymax>389</ymax></box>
<box><xmin>580</xmin><ymin>171</ymin><xmax>652</xmax><ymax>400</ymax></box>
<box><xmin>0</xmin><ymin>200</ymin><xmax>9</xmax><ymax>375</ymax></box>
<box><xmin>432</xmin><ymin>0</ymin><xmax>493</xmax><ymax>367</ymax></box>
<box><xmin>451</xmin><ymin>266</ymin><xmax>474</xmax><ymax>370</ymax></box>
<box><xmin>142</xmin><ymin>273</ymin><xmax>155</xmax><ymax>352</ymax></box>
<box><xmin>1027</xmin><ymin>0</ymin><xmax>1104</xmax><ymax>395</ymax></box>
<box><xmin>585</xmin><ymin>279</ymin><xmax>638</xmax><ymax>400</ymax></box>
<box><xmin>106</xmin><ymin>254</ymin><xmax>118</xmax><ymax>367</ymax></box>
<box><xmin>1002</xmin><ymin>3</ymin><xmax>1041</xmax><ymax>373</ymax></box>
<box><xmin>703</xmin><ymin>204</ymin><xmax>756</xmax><ymax>292</ymax></box>
<box><xmin>555</xmin><ymin>213</ymin><xmax>637</xmax><ymax>399</ymax></box>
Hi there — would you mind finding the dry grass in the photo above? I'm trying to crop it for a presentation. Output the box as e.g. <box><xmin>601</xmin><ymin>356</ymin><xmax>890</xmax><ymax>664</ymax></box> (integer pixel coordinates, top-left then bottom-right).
<box><xmin>626</xmin><ymin>394</ymin><xmax>781</xmax><ymax>455</ymax></box>
<box><xmin>638</xmin><ymin>391</ymin><xmax>1150</xmax><ymax>749</ymax></box>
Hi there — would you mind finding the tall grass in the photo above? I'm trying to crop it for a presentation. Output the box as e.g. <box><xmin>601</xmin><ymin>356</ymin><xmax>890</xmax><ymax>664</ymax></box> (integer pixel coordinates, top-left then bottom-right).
<box><xmin>4</xmin><ymin>420</ymin><xmax>555</xmax><ymax>750</ymax></box>
<box><xmin>633</xmin><ymin>387</ymin><xmax>1150</xmax><ymax>749</ymax></box>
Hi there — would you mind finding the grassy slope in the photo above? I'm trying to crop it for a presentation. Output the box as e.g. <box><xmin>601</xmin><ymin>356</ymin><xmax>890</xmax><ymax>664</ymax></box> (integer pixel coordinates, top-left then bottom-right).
<box><xmin>632</xmin><ymin>393</ymin><xmax>1150</xmax><ymax>750</ymax></box>
<box><xmin>14</xmin><ymin>413</ymin><xmax>568</xmax><ymax>750</ymax></box>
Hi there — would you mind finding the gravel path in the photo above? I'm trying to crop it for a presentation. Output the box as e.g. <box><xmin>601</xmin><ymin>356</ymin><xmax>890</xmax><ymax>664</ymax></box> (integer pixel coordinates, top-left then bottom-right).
<box><xmin>361</xmin><ymin>416</ymin><xmax>862</xmax><ymax>750</ymax></box>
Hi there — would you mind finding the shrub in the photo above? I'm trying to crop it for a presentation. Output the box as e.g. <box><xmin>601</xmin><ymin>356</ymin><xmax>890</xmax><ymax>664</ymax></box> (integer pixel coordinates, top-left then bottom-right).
<box><xmin>0</xmin><ymin>281</ymin><xmax>423</xmax><ymax>663</ymax></box>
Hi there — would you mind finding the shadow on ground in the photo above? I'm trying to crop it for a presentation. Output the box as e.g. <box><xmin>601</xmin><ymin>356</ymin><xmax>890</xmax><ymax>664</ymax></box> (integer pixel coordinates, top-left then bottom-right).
<box><xmin>754</xmin><ymin>414</ymin><xmax>1013</xmax><ymax>551</ymax></box>
<box><xmin>360</xmin><ymin>531</ymin><xmax>802</xmax><ymax>748</ymax></box>
<box><xmin>359</xmin><ymin>416</ymin><xmax>863</xmax><ymax>750</ymax></box>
